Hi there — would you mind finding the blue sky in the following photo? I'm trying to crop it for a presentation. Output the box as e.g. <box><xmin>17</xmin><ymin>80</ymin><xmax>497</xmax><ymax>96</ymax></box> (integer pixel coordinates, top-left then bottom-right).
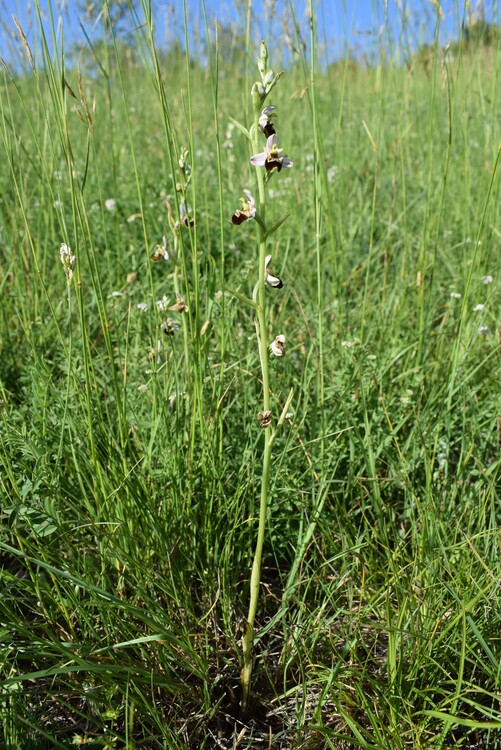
<box><xmin>0</xmin><ymin>1</ymin><xmax>499</xmax><ymax>68</ymax></box>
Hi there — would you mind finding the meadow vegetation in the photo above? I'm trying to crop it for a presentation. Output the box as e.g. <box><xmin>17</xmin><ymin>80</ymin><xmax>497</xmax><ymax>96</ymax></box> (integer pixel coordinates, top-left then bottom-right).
<box><xmin>0</xmin><ymin>2</ymin><xmax>500</xmax><ymax>748</ymax></box>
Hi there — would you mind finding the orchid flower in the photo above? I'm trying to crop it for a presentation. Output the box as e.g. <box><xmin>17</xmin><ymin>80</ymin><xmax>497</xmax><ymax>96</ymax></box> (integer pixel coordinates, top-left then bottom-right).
<box><xmin>257</xmin><ymin>409</ymin><xmax>272</xmax><ymax>428</ymax></box>
<box><xmin>270</xmin><ymin>334</ymin><xmax>286</xmax><ymax>357</ymax></box>
<box><xmin>264</xmin><ymin>254</ymin><xmax>283</xmax><ymax>288</ymax></box>
<box><xmin>250</xmin><ymin>134</ymin><xmax>293</xmax><ymax>172</ymax></box>
<box><xmin>176</xmin><ymin>203</ymin><xmax>195</xmax><ymax>228</ymax></box>
<box><xmin>160</xmin><ymin>318</ymin><xmax>180</xmax><ymax>336</ymax></box>
<box><xmin>258</xmin><ymin>106</ymin><xmax>277</xmax><ymax>138</ymax></box>
<box><xmin>168</xmin><ymin>293</ymin><xmax>188</xmax><ymax>313</ymax></box>
<box><xmin>151</xmin><ymin>235</ymin><xmax>169</xmax><ymax>263</ymax></box>
<box><xmin>231</xmin><ymin>189</ymin><xmax>256</xmax><ymax>225</ymax></box>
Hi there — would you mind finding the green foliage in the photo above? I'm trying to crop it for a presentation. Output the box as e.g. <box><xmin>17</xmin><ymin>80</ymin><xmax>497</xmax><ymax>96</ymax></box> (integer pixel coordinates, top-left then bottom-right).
<box><xmin>0</xmin><ymin>3</ymin><xmax>500</xmax><ymax>748</ymax></box>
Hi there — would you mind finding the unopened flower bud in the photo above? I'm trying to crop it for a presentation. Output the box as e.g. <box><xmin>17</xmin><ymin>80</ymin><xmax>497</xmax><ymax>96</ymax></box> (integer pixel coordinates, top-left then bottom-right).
<box><xmin>259</xmin><ymin>40</ymin><xmax>268</xmax><ymax>70</ymax></box>
<box><xmin>251</xmin><ymin>81</ymin><xmax>265</xmax><ymax>109</ymax></box>
<box><xmin>264</xmin><ymin>70</ymin><xmax>274</xmax><ymax>85</ymax></box>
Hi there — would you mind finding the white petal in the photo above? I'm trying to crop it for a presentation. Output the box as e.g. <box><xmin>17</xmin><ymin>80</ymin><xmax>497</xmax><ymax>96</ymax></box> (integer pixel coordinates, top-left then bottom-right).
<box><xmin>281</xmin><ymin>157</ymin><xmax>293</xmax><ymax>168</ymax></box>
<box><xmin>265</xmin><ymin>273</ymin><xmax>283</xmax><ymax>288</ymax></box>
<box><xmin>250</xmin><ymin>153</ymin><xmax>267</xmax><ymax>166</ymax></box>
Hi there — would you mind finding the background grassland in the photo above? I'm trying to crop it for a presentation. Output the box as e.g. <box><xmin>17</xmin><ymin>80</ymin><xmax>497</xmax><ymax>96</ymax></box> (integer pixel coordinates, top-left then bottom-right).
<box><xmin>0</xmin><ymin>3</ymin><xmax>500</xmax><ymax>749</ymax></box>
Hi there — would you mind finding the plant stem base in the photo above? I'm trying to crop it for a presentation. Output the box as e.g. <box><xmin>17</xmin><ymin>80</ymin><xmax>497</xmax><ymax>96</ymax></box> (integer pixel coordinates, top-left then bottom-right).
<box><xmin>240</xmin><ymin>620</ymin><xmax>254</xmax><ymax>712</ymax></box>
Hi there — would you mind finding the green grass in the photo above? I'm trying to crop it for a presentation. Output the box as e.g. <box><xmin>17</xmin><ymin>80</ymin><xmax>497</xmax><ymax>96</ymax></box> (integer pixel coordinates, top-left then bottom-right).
<box><xmin>0</xmin><ymin>2</ymin><xmax>500</xmax><ymax>748</ymax></box>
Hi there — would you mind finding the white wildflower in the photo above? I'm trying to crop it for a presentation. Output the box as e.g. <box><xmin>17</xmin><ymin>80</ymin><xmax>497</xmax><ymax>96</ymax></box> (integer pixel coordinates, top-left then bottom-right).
<box><xmin>156</xmin><ymin>295</ymin><xmax>169</xmax><ymax>312</ymax></box>
<box><xmin>341</xmin><ymin>340</ymin><xmax>359</xmax><ymax>348</ymax></box>
<box><xmin>59</xmin><ymin>243</ymin><xmax>75</xmax><ymax>283</ymax></box>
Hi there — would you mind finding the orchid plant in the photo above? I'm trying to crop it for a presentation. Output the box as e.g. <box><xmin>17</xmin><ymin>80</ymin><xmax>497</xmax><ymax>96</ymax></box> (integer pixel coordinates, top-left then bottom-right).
<box><xmin>229</xmin><ymin>41</ymin><xmax>294</xmax><ymax>712</ymax></box>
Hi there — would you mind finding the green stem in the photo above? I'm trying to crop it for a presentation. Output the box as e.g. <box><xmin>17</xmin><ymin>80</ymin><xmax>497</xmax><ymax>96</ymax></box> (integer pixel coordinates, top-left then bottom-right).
<box><xmin>241</xmin><ymin>431</ymin><xmax>273</xmax><ymax>710</ymax></box>
<box><xmin>172</xmin><ymin>238</ymin><xmax>190</xmax><ymax>374</ymax></box>
<box><xmin>241</xmin><ymin>113</ymin><xmax>271</xmax><ymax>712</ymax></box>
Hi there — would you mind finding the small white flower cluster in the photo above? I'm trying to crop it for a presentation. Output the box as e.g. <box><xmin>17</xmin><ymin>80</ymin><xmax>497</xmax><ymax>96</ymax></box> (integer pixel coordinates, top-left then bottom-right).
<box><xmin>156</xmin><ymin>295</ymin><xmax>170</xmax><ymax>313</ymax></box>
<box><xmin>327</xmin><ymin>165</ymin><xmax>339</xmax><ymax>183</ymax></box>
<box><xmin>341</xmin><ymin>339</ymin><xmax>360</xmax><ymax>348</ymax></box>
<box><xmin>59</xmin><ymin>243</ymin><xmax>75</xmax><ymax>283</ymax></box>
